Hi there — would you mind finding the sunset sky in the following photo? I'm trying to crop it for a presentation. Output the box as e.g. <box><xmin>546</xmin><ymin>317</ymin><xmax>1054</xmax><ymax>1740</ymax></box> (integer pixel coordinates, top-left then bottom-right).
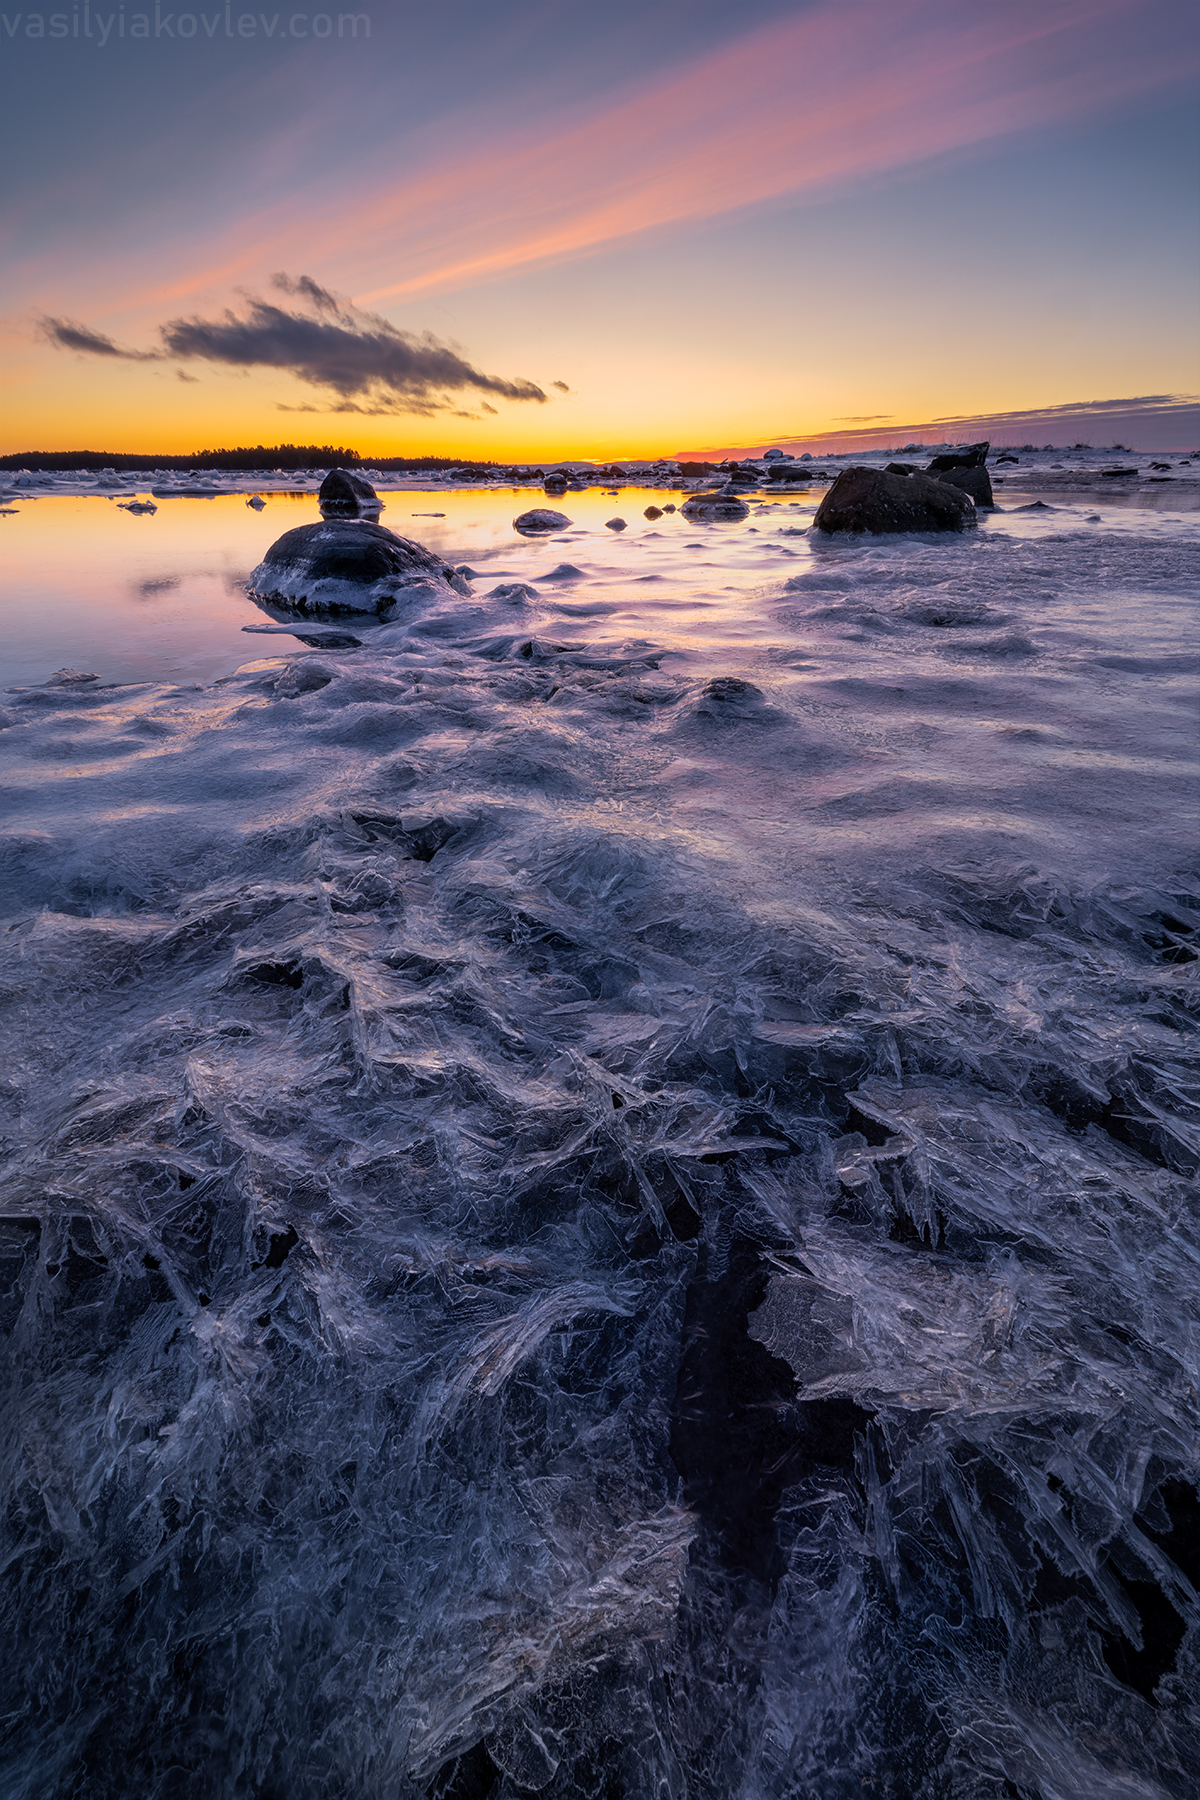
<box><xmin>1</xmin><ymin>0</ymin><xmax>1197</xmax><ymax>457</ymax></box>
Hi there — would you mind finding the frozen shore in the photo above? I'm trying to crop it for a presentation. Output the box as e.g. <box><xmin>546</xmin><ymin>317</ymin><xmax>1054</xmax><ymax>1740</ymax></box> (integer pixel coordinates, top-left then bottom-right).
<box><xmin>1</xmin><ymin>487</ymin><xmax>1197</xmax><ymax>1798</ymax></box>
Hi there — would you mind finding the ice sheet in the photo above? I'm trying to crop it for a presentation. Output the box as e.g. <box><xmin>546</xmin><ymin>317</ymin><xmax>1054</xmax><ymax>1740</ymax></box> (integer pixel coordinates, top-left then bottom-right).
<box><xmin>0</xmin><ymin>485</ymin><xmax>1197</xmax><ymax>1797</ymax></box>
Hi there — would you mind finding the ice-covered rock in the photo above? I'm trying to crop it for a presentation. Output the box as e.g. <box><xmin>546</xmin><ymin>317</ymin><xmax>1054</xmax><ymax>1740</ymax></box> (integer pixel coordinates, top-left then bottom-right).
<box><xmin>248</xmin><ymin>519</ymin><xmax>468</xmax><ymax>615</ymax></box>
<box><xmin>927</xmin><ymin>440</ymin><xmax>989</xmax><ymax>472</ymax></box>
<box><xmin>514</xmin><ymin>508</ymin><xmax>571</xmax><ymax>535</ymax></box>
<box><xmin>680</xmin><ymin>489</ymin><xmax>750</xmax><ymax>521</ymax></box>
<box><xmin>813</xmin><ymin>467</ymin><xmax>976</xmax><ymax>534</ymax></box>
<box><xmin>318</xmin><ymin>468</ymin><xmax>382</xmax><ymax>517</ymax></box>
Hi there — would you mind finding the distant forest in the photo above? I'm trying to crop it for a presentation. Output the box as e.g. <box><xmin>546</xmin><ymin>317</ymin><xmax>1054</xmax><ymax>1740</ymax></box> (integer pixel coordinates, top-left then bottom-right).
<box><xmin>0</xmin><ymin>445</ymin><xmax>520</xmax><ymax>473</ymax></box>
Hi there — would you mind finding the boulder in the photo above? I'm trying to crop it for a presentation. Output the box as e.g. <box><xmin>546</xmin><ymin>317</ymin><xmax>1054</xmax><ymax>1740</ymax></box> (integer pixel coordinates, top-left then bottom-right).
<box><xmin>680</xmin><ymin>489</ymin><xmax>750</xmax><ymax>521</ymax></box>
<box><xmin>644</xmin><ymin>505</ymin><xmax>663</xmax><ymax>520</ymax></box>
<box><xmin>514</xmin><ymin>508</ymin><xmax>571</xmax><ymax>535</ymax></box>
<box><xmin>935</xmin><ymin>464</ymin><xmax>994</xmax><ymax>508</ymax></box>
<box><xmin>926</xmin><ymin>441</ymin><xmax>988</xmax><ymax>472</ymax></box>
<box><xmin>319</xmin><ymin>468</ymin><xmax>382</xmax><ymax>517</ymax></box>
<box><xmin>543</xmin><ymin>474</ymin><xmax>569</xmax><ymax>496</ymax></box>
<box><xmin>884</xmin><ymin>462</ymin><xmax>921</xmax><ymax>476</ymax></box>
<box><xmin>248</xmin><ymin>520</ymin><xmax>469</xmax><ymax>615</ymax></box>
<box><xmin>605</xmin><ymin>518</ymin><xmax>628</xmax><ymax>531</ymax></box>
<box><xmin>813</xmin><ymin>467</ymin><xmax>976</xmax><ymax>534</ymax></box>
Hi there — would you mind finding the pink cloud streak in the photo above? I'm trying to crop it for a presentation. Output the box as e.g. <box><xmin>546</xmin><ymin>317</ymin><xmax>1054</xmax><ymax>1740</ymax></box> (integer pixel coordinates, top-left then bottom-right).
<box><xmin>11</xmin><ymin>0</ymin><xmax>1194</xmax><ymax>328</ymax></box>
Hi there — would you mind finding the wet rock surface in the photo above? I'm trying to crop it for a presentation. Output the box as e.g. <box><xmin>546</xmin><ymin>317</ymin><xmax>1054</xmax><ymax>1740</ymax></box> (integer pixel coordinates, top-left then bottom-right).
<box><xmin>934</xmin><ymin>463</ymin><xmax>995</xmax><ymax>508</ymax></box>
<box><xmin>248</xmin><ymin>519</ymin><xmax>467</xmax><ymax>614</ymax></box>
<box><xmin>813</xmin><ymin>466</ymin><xmax>977</xmax><ymax>534</ymax></box>
<box><xmin>514</xmin><ymin>508</ymin><xmax>572</xmax><ymax>535</ymax></box>
<box><xmin>318</xmin><ymin>468</ymin><xmax>383</xmax><ymax>518</ymax></box>
<box><xmin>680</xmin><ymin>489</ymin><xmax>751</xmax><ymax>521</ymax></box>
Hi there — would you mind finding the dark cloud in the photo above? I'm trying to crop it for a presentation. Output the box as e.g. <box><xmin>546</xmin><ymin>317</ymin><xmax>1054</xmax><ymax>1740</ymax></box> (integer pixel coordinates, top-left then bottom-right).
<box><xmin>835</xmin><ymin>413</ymin><xmax>893</xmax><ymax>421</ymax></box>
<box><xmin>551</xmin><ymin>380</ymin><xmax>571</xmax><ymax>394</ymax></box>
<box><xmin>39</xmin><ymin>317</ymin><xmax>158</xmax><ymax>360</ymax></box>
<box><xmin>42</xmin><ymin>275</ymin><xmax>548</xmax><ymax>416</ymax></box>
<box><xmin>270</xmin><ymin>272</ymin><xmax>344</xmax><ymax>315</ymax></box>
<box><xmin>176</xmin><ymin>370</ymin><xmax>199</xmax><ymax>383</ymax></box>
<box><xmin>160</xmin><ymin>279</ymin><xmax>547</xmax><ymax>413</ymax></box>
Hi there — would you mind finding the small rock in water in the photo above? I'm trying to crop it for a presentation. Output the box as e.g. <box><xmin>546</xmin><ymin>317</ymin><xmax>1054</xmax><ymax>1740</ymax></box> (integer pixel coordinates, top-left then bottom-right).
<box><xmin>813</xmin><ymin>467</ymin><xmax>976</xmax><ymax>534</ymax></box>
<box><xmin>543</xmin><ymin>474</ymin><xmax>569</xmax><ymax>496</ymax></box>
<box><xmin>318</xmin><ymin>468</ymin><xmax>382</xmax><ymax>518</ymax></box>
<box><xmin>605</xmin><ymin>518</ymin><xmax>628</xmax><ymax>531</ymax></box>
<box><xmin>662</xmin><ymin>503</ymin><xmax>676</xmax><ymax>513</ymax></box>
<box><xmin>247</xmin><ymin>495</ymin><xmax>266</xmax><ymax>510</ymax></box>
<box><xmin>45</xmin><ymin>668</ymin><xmax>99</xmax><ymax>686</ymax></box>
<box><xmin>514</xmin><ymin>508</ymin><xmax>572</xmax><ymax>535</ymax></box>
<box><xmin>681</xmin><ymin>490</ymin><xmax>750</xmax><ymax>521</ymax></box>
<box><xmin>644</xmin><ymin>505</ymin><xmax>663</xmax><ymax>520</ymax></box>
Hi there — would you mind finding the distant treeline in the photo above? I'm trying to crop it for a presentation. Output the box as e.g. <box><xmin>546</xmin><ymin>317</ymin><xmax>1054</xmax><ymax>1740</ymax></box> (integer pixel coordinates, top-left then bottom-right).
<box><xmin>0</xmin><ymin>445</ymin><xmax>724</xmax><ymax>476</ymax></box>
<box><xmin>0</xmin><ymin>445</ymin><xmax>365</xmax><ymax>472</ymax></box>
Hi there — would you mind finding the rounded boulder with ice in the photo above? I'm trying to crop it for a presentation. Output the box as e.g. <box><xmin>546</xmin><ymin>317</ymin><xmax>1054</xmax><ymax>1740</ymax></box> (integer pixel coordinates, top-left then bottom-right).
<box><xmin>318</xmin><ymin>467</ymin><xmax>382</xmax><ymax>517</ymax></box>
<box><xmin>514</xmin><ymin>508</ymin><xmax>571</xmax><ymax>536</ymax></box>
<box><xmin>248</xmin><ymin>519</ymin><xmax>469</xmax><ymax>615</ymax></box>
<box><xmin>680</xmin><ymin>489</ymin><xmax>750</xmax><ymax>521</ymax></box>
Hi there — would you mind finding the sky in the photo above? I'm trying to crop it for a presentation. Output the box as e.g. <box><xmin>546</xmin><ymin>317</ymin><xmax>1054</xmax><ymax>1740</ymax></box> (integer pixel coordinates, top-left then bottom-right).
<box><xmin>1</xmin><ymin>0</ymin><xmax>1197</xmax><ymax>457</ymax></box>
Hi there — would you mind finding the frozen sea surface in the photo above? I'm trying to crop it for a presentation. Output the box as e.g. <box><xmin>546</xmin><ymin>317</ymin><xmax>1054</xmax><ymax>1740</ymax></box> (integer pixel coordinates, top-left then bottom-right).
<box><xmin>0</xmin><ymin>485</ymin><xmax>1198</xmax><ymax>1798</ymax></box>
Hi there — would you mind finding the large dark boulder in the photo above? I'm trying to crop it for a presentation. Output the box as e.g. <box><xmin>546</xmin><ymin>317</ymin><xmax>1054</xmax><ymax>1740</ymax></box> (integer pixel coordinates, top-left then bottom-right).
<box><xmin>318</xmin><ymin>468</ymin><xmax>381</xmax><ymax>517</ymax></box>
<box><xmin>813</xmin><ymin>467</ymin><xmax>976</xmax><ymax>534</ymax></box>
<box><xmin>926</xmin><ymin>441</ymin><xmax>989</xmax><ymax>472</ymax></box>
<box><xmin>248</xmin><ymin>520</ymin><xmax>468</xmax><ymax>614</ymax></box>
<box><xmin>935</xmin><ymin>464</ymin><xmax>994</xmax><ymax>508</ymax></box>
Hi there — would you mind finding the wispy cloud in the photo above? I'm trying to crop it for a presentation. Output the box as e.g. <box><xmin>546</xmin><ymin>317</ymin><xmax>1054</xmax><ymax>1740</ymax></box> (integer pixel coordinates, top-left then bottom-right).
<box><xmin>299</xmin><ymin>0</ymin><xmax>1188</xmax><ymax>304</ymax></box>
<box><xmin>42</xmin><ymin>280</ymin><xmax>548</xmax><ymax>416</ymax></box>
<box><xmin>39</xmin><ymin>317</ymin><xmax>159</xmax><ymax>360</ymax></box>
<box><xmin>681</xmin><ymin>394</ymin><xmax>1200</xmax><ymax>457</ymax></box>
